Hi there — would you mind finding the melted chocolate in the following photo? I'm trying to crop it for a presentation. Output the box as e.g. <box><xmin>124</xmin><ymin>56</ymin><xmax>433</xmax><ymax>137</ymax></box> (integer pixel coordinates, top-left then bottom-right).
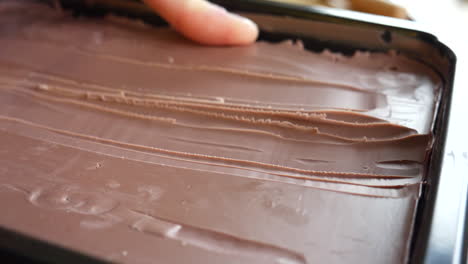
<box><xmin>0</xmin><ymin>1</ymin><xmax>439</xmax><ymax>263</ymax></box>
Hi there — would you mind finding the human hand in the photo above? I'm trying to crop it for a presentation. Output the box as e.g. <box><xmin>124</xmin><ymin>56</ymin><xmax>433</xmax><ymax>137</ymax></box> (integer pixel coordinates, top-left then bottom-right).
<box><xmin>143</xmin><ymin>0</ymin><xmax>259</xmax><ymax>45</ymax></box>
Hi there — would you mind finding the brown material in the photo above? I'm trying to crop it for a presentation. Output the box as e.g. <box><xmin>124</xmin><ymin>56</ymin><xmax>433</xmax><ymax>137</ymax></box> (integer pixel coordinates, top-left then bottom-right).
<box><xmin>269</xmin><ymin>0</ymin><xmax>409</xmax><ymax>19</ymax></box>
<box><xmin>350</xmin><ymin>0</ymin><xmax>408</xmax><ymax>19</ymax></box>
<box><xmin>0</xmin><ymin>1</ymin><xmax>438</xmax><ymax>263</ymax></box>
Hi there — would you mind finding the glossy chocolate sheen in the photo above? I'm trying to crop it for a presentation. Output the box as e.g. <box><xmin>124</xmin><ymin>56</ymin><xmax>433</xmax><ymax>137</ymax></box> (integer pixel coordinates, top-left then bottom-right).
<box><xmin>0</xmin><ymin>1</ymin><xmax>440</xmax><ymax>263</ymax></box>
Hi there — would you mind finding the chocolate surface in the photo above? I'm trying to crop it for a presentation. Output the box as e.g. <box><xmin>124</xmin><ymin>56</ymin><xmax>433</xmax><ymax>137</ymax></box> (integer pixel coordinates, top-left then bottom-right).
<box><xmin>0</xmin><ymin>1</ymin><xmax>440</xmax><ymax>263</ymax></box>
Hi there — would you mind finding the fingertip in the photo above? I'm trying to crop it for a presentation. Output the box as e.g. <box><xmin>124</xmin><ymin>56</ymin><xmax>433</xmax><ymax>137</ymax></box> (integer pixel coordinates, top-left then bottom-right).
<box><xmin>223</xmin><ymin>13</ymin><xmax>259</xmax><ymax>45</ymax></box>
<box><xmin>182</xmin><ymin>3</ymin><xmax>259</xmax><ymax>46</ymax></box>
<box><xmin>144</xmin><ymin>0</ymin><xmax>258</xmax><ymax>46</ymax></box>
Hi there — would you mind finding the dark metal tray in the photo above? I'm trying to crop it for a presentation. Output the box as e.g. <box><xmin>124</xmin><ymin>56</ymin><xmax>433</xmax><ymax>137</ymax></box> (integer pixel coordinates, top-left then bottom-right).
<box><xmin>0</xmin><ymin>0</ymin><xmax>464</xmax><ymax>263</ymax></box>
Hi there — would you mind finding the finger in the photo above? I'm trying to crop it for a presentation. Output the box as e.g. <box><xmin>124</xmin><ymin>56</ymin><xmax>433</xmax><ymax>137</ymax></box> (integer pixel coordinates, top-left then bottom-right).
<box><xmin>143</xmin><ymin>0</ymin><xmax>258</xmax><ymax>45</ymax></box>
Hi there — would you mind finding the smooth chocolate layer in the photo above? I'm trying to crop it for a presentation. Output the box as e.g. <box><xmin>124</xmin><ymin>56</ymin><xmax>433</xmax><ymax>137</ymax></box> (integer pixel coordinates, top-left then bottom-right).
<box><xmin>0</xmin><ymin>1</ymin><xmax>439</xmax><ymax>263</ymax></box>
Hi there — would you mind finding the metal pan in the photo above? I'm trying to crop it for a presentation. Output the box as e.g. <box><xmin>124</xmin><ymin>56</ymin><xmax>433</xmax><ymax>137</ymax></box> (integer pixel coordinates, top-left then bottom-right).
<box><xmin>1</xmin><ymin>0</ymin><xmax>462</xmax><ymax>263</ymax></box>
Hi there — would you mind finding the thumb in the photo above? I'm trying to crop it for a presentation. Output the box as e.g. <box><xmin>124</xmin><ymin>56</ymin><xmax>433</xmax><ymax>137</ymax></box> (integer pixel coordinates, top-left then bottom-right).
<box><xmin>143</xmin><ymin>0</ymin><xmax>258</xmax><ymax>45</ymax></box>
